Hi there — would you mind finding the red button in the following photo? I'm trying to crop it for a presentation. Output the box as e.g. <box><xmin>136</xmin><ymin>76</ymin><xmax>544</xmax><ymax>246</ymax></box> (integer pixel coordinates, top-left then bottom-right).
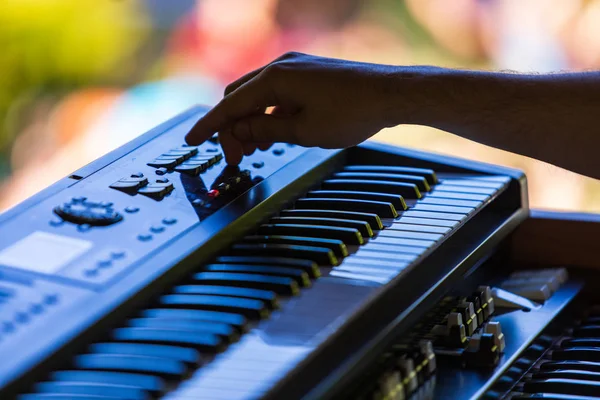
<box><xmin>207</xmin><ymin>189</ymin><xmax>220</xmax><ymax>198</ymax></box>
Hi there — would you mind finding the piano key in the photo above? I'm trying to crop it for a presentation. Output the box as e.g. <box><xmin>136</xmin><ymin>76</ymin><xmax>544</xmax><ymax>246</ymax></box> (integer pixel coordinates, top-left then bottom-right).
<box><xmin>242</xmin><ymin>235</ymin><xmax>347</xmax><ymax>258</ymax></box>
<box><xmin>521</xmin><ymin>378</ymin><xmax>600</xmax><ymax>397</ymax></box>
<box><xmin>531</xmin><ymin>370</ymin><xmax>600</xmax><ymax>382</ymax></box>
<box><xmin>341</xmin><ymin>258</ymin><xmax>410</xmax><ymax>270</ymax></box>
<box><xmin>549</xmin><ymin>348</ymin><xmax>600</xmax><ymax>362</ymax></box>
<box><xmin>467</xmin><ymin>175</ymin><xmax>511</xmax><ymax>183</ymax></box>
<box><xmin>360</xmin><ymin>243</ymin><xmax>424</xmax><ymax>255</ymax></box>
<box><xmin>540</xmin><ymin>361</ymin><xmax>600</xmax><ymax>373</ymax></box>
<box><xmin>428</xmin><ymin>190</ymin><xmax>489</xmax><ymax>201</ymax></box>
<box><xmin>141</xmin><ymin>309</ymin><xmax>248</xmax><ymax>333</ymax></box>
<box><xmin>353</xmin><ymin>250</ymin><xmax>417</xmax><ymax>263</ymax></box>
<box><xmin>295</xmin><ymin>198</ymin><xmax>398</xmax><ymax>218</ymax></box>
<box><xmin>329</xmin><ymin>270</ymin><xmax>392</xmax><ymax>285</ymax></box>
<box><xmin>434</xmin><ymin>184</ymin><xmax>497</xmax><ymax>195</ymax></box>
<box><xmin>574</xmin><ymin>326</ymin><xmax>600</xmax><ymax>337</ymax></box>
<box><xmin>112</xmin><ymin>327</ymin><xmax>224</xmax><ymax>353</ymax></box>
<box><xmin>270</xmin><ymin>216</ymin><xmax>373</xmax><ymax>238</ymax></box>
<box><xmin>51</xmin><ymin>370</ymin><xmax>164</xmax><ymax>395</ymax></box>
<box><xmin>335</xmin><ymin>265</ymin><xmax>399</xmax><ymax>279</ymax></box>
<box><xmin>386</xmin><ymin>222</ymin><xmax>451</xmax><ymax>235</ymax></box>
<box><xmin>306</xmin><ymin>190</ymin><xmax>406</xmax><ymax>211</ymax></box>
<box><xmin>333</xmin><ymin>172</ymin><xmax>430</xmax><ymax>192</ymax></box>
<box><xmin>20</xmin><ymin>395</ymin><xmax>126</xmax><ymax>400</ymax></box>
<box><xmin>344</xmin><ymin>165</ymin><xmax>438</xmax><ymax>185</ymax></box>
<box><xmin>257</xmin><ymin>224</ymin><xmax>363</xmax><ymax>245</ymax></box>
<box><xmin>392</xmin><ymin>216</ymin><xmax>457</xmax><ymax>228</ymax></box>
<box><xmin>90</xmin><ymin>342</ymin><xmax>200</xmax><ymax>365</ymax></box>
<box><xmin>411</xmin><ymin>203</ymin><xmax>475</xmax><ymax>215</ymax></box>
<box><xmin>213</xmin><ymin>256</ymin><xmax>320</xmax><ymax>278</ymax></box>
<box><xmin>376</xmin><ymin>229</ymin><xmax>443</xmax><ymax>242</ymax></box>
<box><xmin>439</xmin><ymin>179</ymin><xmax>504</xmax><ymax>189</ymax></box>
<box><xmin>160</xmin><ymin>294</ymin><xmax>269</xmax><ymax>320</ymax></box>
<box><xmin>34</xmin><ymin>381</ymin><xmax>148</xmax><ymax>399</ymax></box>
<box><xmin>229</xmin><ymin>243</ymin><xmax>337</xmax><ymax>267</ymax></box>
<box><xmin>173</xmin><ymin>285</ymin><xmax>278</xmax><ymax>309</ymax></box>
<box><xmin>419</xmin><ymin>196</ymin><xmax>481</xmax><ymax>208</ymax></box>
<box><xmin>370</xmin><ymin>235</ymin><xmax>435</xmax><ymax>248</ymax></box>
<box><xmin>192</xmin><ymin>272</ymin><xmax>299</xmax><ymax>296</ymax></box>
<box><xmin>322</xmin><ymin>179</ymin><xmax>421</xmax><ymax>199</ymax></box>
<box><xmin>279</xmin><ymin>209</ymin><xmax>383</xmax><ymax>230</ymax></box>
<box><xmin>127</xmin><ymin>318</ymin><xmax>239</xmax><ymax>343</ymax></box>
<box><xmin>401</xmin><ymin>210</ymin><xmax>467</xmax><ymax>222</ymax></box>
<box><xmin>203</xmin><ymin>263</ymin><xmax>311</xmax><ymax>287</ymax></box>
<box><xmin>74</xmin><ymin>353</ymin><xmax>187</xmax><ymax>378</ymax></box>
<box><xmin>562</xmin><ymin>339</ymin><xmax>600</xmax><ymax>348</ymax></box>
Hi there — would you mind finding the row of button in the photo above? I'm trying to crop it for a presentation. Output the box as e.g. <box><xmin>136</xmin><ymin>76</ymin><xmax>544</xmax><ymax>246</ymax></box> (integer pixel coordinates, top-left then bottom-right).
<box><xmin>137</xmin><ymin>217</ymin><xmax>179</xmax><ymax>242</ymax></box>
<box><xmin>110</xmin><ymin>173</ymin><xmax>174</xmax><ymax>200</ymax></box>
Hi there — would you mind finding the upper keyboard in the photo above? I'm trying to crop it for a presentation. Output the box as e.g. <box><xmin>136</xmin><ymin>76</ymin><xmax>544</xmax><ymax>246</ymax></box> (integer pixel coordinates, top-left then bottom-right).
<box><xmin>0</xmin><ymin>106</ymin><xmax>527</xmax><ymax>399</ymax></box>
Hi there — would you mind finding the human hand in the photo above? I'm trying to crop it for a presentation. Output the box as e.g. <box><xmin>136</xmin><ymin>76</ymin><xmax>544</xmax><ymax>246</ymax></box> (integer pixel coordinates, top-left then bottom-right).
<box><xmin>185</xmin><ymin>52</ymin><xmax>401</xmax><ymax>165</ymax></box>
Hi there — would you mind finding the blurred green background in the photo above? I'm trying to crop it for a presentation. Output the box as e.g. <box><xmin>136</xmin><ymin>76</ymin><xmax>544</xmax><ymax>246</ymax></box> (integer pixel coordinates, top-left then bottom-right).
<box><xmin>1</xmin><ymin>0</ymin><xmax>599</xmax><ymax>212</ymax></box>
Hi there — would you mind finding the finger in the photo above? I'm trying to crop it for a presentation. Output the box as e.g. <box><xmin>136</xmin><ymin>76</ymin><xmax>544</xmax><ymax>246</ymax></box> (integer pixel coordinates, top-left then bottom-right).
<box><xmin>185</xmin><ymin>76</ymin><xmax>277</xmax><ymax>145</ymax></box>
<box><xmin>225</xmin><ymin>66</ymin><xmax>267</xmax><ymax>96</ymax></box>
<box><xmin>218</xmin><ymin>129</ymin><xmax>244</xmax><ymax>166</ymax></box>
<box><xmin>242</xmin><ymin>143</ymin><xmax>257</xmax><ymax>156</ymax></box>
<box><xmin>231</xmin><ymin>114</ymin><xmax>299</xmax><ymax>144</ymax></box>
<box><xmin>258</xmin><ymin>142</ymin><xmax>273</xmax><ymax>151</ymax></box>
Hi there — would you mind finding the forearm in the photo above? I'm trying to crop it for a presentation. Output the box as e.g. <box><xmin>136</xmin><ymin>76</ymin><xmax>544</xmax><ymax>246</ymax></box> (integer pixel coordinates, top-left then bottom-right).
<box><xmin>385</xmin><ymin>67</ymin><xmax>600</xmax><ymax>179</ymax></box>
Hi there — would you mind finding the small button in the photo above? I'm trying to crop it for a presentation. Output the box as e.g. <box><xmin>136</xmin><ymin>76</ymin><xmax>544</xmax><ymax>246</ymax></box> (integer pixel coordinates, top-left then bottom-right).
<box><xmin>156</xmin><ymin>167</ymin><xmax>168</xmax><ymax>176</ymax></box>
<box><xmin>216</xmin><ymin>183</ymin><xmax>230</xmax><ymax>192</ymax></box>
<box><xmin>240</xmin><ymin>169</ymin><xmax>251</xmax><ymax>178</ymax></box>
<box><xmin>72</xmin><ymin>196</ymin><xmax>87</xmax><ymax>203</ymax></box>
<box><xmin>2</xmin><ymin>321</ymin><xmax>15</xmax><ymax>333</ymax></box>
<box><xmin>138</xmin><ymin>234</ymin><xmax>153</xmax><ymax>242</ymax></box>
<box><xmin>85</xmin><ymin>268</ymin><xmax>99</xmax><ymax>277</ymax></box>
<box><xmin>252</xmin><ymin>161</ymin><xmax>265</xmax><ymax>169</ymax></box>
<box><xmin>110</xmin><ymin>250</ymin><xmax>126</xmax><ymax>259</ymax></box>
<box><xmin>99</xmin><ymin>201</ymin><xmax>113</xmax><ymax>208</ymax></box>
<box><xmin>206</xmin><ymin>148</ymin><xmax>219</xmax><ymax>153</ymax></box>
<box><xmin>97</xmin><ymin>259</ymin><xmax>113</xmax><ymax>268</ymax></box>
<box><xmin>29</xmin><ymin>303</ymin><xmax>44</xmax><ymax>315</ymax></box>
<box><xmin>49</xmin><ymin>218</ymin><xmax>64</xmax><ymax>227</ymax></box>
<box><xmin>125</xmin><ymin>206</ymin><xmax>140</xmax><ymax>213</ymax></box>
<box><xmin>162</xmin><ymin>217</ymin><xmax>177</xmax><ymax>225</ymax></box>
<box><xmin>273</xmin><ymin>148</ymin><xmax>284</xmax><ymax>156</ymax></box>
<box><xmin>286</xmin><ymin>143</ymin><xmax>295</xmax><ymax>147</ymax></box>
<box><xmin>77</xmin><ymin>224</ymin><xmax>92</xmax><ymax>232</ymax></box>
<box><xmin>43</xmin><ymin>294</ymin><xmax>59</xmax><ymax>305</ymax></box>
<box><xmin>156</xmin><ymin>178</ymin><xmax>169</xmax><ymax>184</ymax></box>
<box><xmin>207</xmin><ymin>190</ymin><xmax>219</xmax><ymax>198</ymax></box>
<box><xmin>131</xmin><ymin>172</ymin><xmax>144</xmax><ymax>178</ymax></box>
<box><xmin>15</xmin><ymin>312</ymin><xmax>29</xmax><ymax>324</ymax></box>
<box><xmin>150</xmin><ymin>225</ymin><xmax>165</xmax><ymax>234</ymax></box>
<box><xmin>192</xmin><ymin>199</ymin><xmax>206</xmax><ymax>207</ymax></box>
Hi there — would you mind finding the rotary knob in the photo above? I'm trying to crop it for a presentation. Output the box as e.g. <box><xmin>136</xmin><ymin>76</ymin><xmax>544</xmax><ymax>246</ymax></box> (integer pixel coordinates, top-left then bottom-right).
<box><xmin>53</xmin><ymin>197</ymin><xmax>123</xmax><ymax>226</ymax></box>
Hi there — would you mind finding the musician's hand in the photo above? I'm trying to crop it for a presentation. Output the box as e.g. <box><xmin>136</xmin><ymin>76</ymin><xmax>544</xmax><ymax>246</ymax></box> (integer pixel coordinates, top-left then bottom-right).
<box><xmin>185</xmin><ymin>52</ymin><xmax>400</xmax><ymax>165</ymax></box>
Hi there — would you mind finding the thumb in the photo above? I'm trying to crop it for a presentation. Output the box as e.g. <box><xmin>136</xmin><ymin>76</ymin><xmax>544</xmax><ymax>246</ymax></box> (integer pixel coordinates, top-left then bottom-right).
<box><xmin>231</xmin><ymin>115</ymin><xmax>300</xmax><ymax>144</ymax></box>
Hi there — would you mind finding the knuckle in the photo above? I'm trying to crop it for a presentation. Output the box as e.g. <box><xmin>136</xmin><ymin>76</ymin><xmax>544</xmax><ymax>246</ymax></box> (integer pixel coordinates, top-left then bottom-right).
<box><xmin>224</xmin><ymin>83</ymin><xmax>236</xmax><ymax>96</ymax></box>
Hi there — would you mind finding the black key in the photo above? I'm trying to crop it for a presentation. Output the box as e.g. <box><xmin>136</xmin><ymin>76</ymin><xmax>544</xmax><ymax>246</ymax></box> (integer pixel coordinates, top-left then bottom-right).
<box><xmin>550</xmin><ymin>348</ymin><xmax>600</xmax><ymax>362</ymax></box>
<box><xmin>279</xmin><ymin>209</ymin><xmax>383</xmax><ymax>230</ymax></box>
<box><xmin>333</xmin><ymin>172</ymin><xmax>430</xmax><ymax>192</ymax></box>
<box><xmin>295</xmin><ymin>198</ymin><xmax>397</xmax><ymax>218</ymax></box>
<box><xmin>90</xmin><ymin>342</ymin><xmax>200</xmax><ymax>365</ymax></box>
<box><xmin>322</xmin><ymin>179</ymin><xmax>421</xmax><ymax>199</ymax></box>
<box><xmin>257</xmin><ymin>223</ymin><xmax>364</xmax><ymax>246</ymax></box>
<box><xmin>574</xmin><ymin>326</ymin><xmax>600</xmax><ymax>337</ymax></box>
<box><xmin>141</xmin><ymin>309</ymin><xmax>248</xmax><ymax>333</ymax></box>
<box><xmin>229</xmin><ymin>243</ymin><xmax>337</xmax><ymax>267</ymax></box>
<box><xmin>112</xmin><ymin>327</ymin><xmax>224</xmax><ymax>353</ymax></box>
<box><xmin>192</xmin><ymin>272</ymin><xmax>299</xmax><ymax>296</ymax></box>
<box><xmin>532</xmin><ymin>369</ymin><xmax>600</xmax><ymax>382</ymax></box>
<box><xmin>204</xmin><ymin>263</ymin><xmax>311</xmax><ymax>287</ymax></box>
<box><xmin>127</xmin><ymin>318</ymin><xmax>239</xmax><ymax>343</ymax></box>
<box><xmin>562</xmin><ymin>339</ymin><xmax>600</xmax><ymax>348</ymax></box>
<box><xmin>174</xmin><ymin>285</ymin><xmax>278</xmax><ymax>309</ymax></box>
<box><xmin>243</xmin><ymin>235</ymin><xmax>347</xmax><ymax>259</ymax></box>
<box><xmin>160</xmin><ymin>294</ymin><xmax>269</xmax><ymax>320</ymax></box>
<box><xmin>344</xmin><ymin>165</ymin><xmax>438</xmax><ymax>185</ymax></box>
<box><xmin>51</xmin><ymin>370</ymin><xmax>164</xmax><ymax>395</ymax></box>
<box><xmin>306</xmin><ymin>191</ymin><xmax>407</xmax><ymax>211</ymax></box>
<box><xmin>540</xmin><ymin>361</ymin><xmax>600</xmax><ymax>373</ymax></box>
<box><xmin>214</xmin><ymin>256</ymin><xmax>320</xmax><ymax>278</ymax></box>
<box><xmin>270</xmin><ymin>216</ymin><xmax>372</xmax><ymax>238</ymax></box>
<box><xmin>74</xmin><ymin>353</ymin><xmax>186</xmax><ymax>379</ymax></box>
<box><xmin>35</xmin><ymin>381</ymin><xmax>147</xmax><ymax>399</ymax></box>
<box><xmin>521</xmin><ymin>378</ymin><xmax>600</xmax><ymax>397</ymax></box>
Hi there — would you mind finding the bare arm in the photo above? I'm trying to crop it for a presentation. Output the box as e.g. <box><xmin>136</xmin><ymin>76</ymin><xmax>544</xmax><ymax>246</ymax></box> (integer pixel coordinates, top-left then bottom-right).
<box><xmin>185</xmin><ymin>52</ymin><xmax>600</xmax><ymax>179</ymax></box>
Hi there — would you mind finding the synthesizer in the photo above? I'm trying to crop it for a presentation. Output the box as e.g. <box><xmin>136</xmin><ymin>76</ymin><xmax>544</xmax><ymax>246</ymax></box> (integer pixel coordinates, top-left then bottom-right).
<box><xmin>0</xmin><ymin>105</ymin><xmax>599</xmax><ymax>400</ymax></box>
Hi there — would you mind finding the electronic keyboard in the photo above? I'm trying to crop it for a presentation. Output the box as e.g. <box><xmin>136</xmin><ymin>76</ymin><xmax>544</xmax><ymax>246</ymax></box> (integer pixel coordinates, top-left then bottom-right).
<box><xmin>1</xmin><ymin>105</ymin><xmax>599</xmax><ymax>400</ymax></box>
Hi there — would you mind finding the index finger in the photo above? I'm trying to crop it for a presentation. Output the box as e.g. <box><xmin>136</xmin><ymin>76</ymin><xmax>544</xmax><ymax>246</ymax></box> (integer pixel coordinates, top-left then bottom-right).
<box><xmin>185</xmin><ymin>76</ymin><xmax>276</xmax><ymax>145</ymax></box>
